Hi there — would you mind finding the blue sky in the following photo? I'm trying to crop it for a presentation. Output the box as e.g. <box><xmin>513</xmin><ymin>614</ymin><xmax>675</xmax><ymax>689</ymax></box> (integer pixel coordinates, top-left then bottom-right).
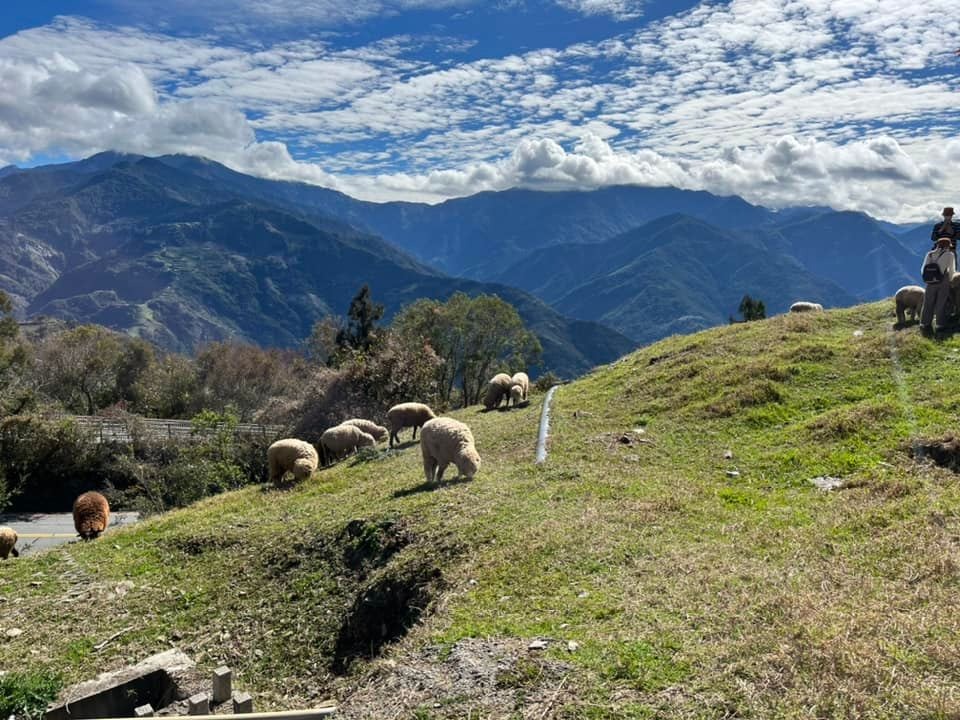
<box><xmin>0</xmin><ymin>0</ymin><xmax>957</xmax><ymax>221</ymax></box>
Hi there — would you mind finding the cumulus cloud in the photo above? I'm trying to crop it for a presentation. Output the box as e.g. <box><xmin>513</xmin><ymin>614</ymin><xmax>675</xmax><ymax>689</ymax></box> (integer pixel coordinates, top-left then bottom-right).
<box><xmin>1</xmin><ymin>0</ymin><xmax>959</xmax><ymax>220</ymax></box>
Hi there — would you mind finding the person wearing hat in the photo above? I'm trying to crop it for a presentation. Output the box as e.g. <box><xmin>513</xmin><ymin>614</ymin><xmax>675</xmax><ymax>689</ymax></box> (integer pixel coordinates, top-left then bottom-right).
<box><xmin>931</xmin><ymin>207</ymin><xmax>959</xmax><ymax>250</ymax></box>
<box><xmin>920</xmin><ymin>235</ymin><xmax>956</xmax><ymax>334</ymax></box>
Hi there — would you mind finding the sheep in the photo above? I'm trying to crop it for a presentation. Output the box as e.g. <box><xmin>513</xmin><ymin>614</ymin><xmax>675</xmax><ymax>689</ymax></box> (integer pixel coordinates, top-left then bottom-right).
<box><xmin>894</xmin><ymin>285</ymin><xmax>925</xmax><ymax>324</ymax></box>
<box><xmin>267</xmin><ymin>438</ymin><xmax>319</xmax><ymax>485</ymax></box>
<box><xmin>321</xmin><ymin>424</ymin><xmax>376</xmax><ymax>464</ymax></box>
<box><xmin>420</xmin><ymin>417</ymin><xmax>481</xmax><ymax>484</ymax></box>
<box><xmin>0</xmin><ymin>527</ymin><xmax>19</xmax><ymax>559</ymax></box>
<box><xmin>386</xmin><ymin>402</ymin><xmax>437</xmax><ymax>448</ymax></box>
<box><xmin>73</xmin><ymin>491</ymin><xmax>110</xmax><ymax>540</ymax></box>
<box><xmin>483</xmin><ymin>373</ymin><xmax>514</xmax><ymax>410</ymax></box>
<box><xmin>341</xmin><ymin>418</ymin><xmax>389</xmax><ymax>444</ymax></box>
<box><xmin>509</xmin><ymin>372</ymin><xmax>529</xmax><ymax>408</ymax></box>
<box><xmin>789</xmin><ymin>301</ymin><xmax>824</xmax><ymax>313</ymax></box>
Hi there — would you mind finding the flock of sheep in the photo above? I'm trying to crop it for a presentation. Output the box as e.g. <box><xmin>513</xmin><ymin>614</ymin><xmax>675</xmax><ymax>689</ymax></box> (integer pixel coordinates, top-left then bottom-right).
<box><xmin>0</xmin><ymin>490</ymin><xmax>110</xmax><ymax>560</ymax></box>
<box><xmin>0</xmin><ymin>373</ymin><xmax>526</xmax><ymax>559</ymax></box>
<box><xmin>269</xmin><ymin>371</ymin><xmax>529</xmax><ymax>489</ymax></box>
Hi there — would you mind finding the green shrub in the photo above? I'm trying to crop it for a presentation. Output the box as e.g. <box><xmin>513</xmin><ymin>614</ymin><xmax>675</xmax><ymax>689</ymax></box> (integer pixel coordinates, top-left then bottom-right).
<box><xmin>0</xmin><ymin>670</ymin><xmax>62</xmax><ymax>720</ymax></box>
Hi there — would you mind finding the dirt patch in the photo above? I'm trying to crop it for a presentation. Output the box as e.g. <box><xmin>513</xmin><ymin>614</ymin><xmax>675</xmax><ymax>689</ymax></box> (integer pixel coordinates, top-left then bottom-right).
<box><xmin>912</xmin><ymin>435</ymin><xmax>960</xmax><ymax>473</ymax></box>
<box><xmin>260</xmin><ymin>518</ymin><xmax>457</xmax><ymax>675</ymax></box>
<box><xmin>336</xmin><ymin>638</ymin><xmax>573</xmax><ymax>719</ymax></box>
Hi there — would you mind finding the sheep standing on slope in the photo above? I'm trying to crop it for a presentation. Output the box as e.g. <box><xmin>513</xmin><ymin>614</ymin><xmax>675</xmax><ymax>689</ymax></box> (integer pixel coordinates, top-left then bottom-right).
<box><xmin>321</xmin><ymin>424</ymin><xmax>376</xmax><ymax>465</ymax></box>
<box><xmin>73</xmin><ymin>491</ymin><xmax>110</xmax><ymax>540</ymax></box>
<box><xmin>508</xmin><ymin>372</ymin><xmax>529</xmax><ymax>408</ymax></box>
<box><xmin>483</xmin><ymin>373</ymin><xmax>514</xmax><ymax>410</ymax></box>
<box><xmin>386</xmin><ymin>402</ymin><xmax>437</xmax><ymax>448</ymax></box>
<box><xmin>894</xmin><ymin>285</ymin><xmax>925</xmax><ymax>324</ymax></box>
<box><xmin>0</xmin><ymin>527</ymin><xmax>19</xmax><ymax>559</ymax></box>
<box><xmin>341</xmin><ymin>418</ymin><xmax>389</xmax><ymax>444</ymax></box>
<box><xmin>268</xmin><ymin>438</ymin><xmax>319</xmax><ymax>485</ymax></box>
<box><xmin>420</xmin><ymin>417</ymin><xmax>481</xmax><ymax>484</ymax></box>
<box><xmin>789</xmin><ymin>301</ymin><xmax>824</xmax><ymax>313</ymax></box>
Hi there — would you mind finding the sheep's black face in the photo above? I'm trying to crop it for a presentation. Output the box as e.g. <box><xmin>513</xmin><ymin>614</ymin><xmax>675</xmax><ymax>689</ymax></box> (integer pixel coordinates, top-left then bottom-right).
<box><xmin>79</xmin><ymin>530</ymin><xmax>102</xmax><ymax>540</ymax></box>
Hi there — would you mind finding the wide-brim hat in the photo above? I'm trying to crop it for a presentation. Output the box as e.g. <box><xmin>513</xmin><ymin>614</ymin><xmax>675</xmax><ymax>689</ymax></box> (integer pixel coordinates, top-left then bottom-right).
<box><xmin>944</xmin><ymin>206</ymin><xmax>955</xmax><ymax>215</ymax></box>
<box><xmin>937</xmin><ymin>235</ymin><xmax>953</xmax><ymax>246</ymax></box>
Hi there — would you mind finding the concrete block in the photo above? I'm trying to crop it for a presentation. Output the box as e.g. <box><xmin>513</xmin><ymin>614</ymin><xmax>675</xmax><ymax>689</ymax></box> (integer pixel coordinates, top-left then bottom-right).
<box><xmin>187</xmin><ymin>692</ymin><xmax>209</xmax><ymax>715</ymax></box>
<box><xmin>134</xmin><ymin>704</ymin><xmax>155</xmax><ymax>717</ymax></box>
<box><xmin>212</xmin><ymin>666</ymin><xmax>231</xmax><ymax>703</ymax></box>
<box><xmin>232</xmin><ymin>691</ymin><xmax>253</xmax><ymax>714</ymax></box>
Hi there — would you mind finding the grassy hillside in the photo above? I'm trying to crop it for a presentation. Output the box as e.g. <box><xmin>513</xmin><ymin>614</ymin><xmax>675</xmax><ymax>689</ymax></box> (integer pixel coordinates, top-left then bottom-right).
<box><xmin>3</xmin><ymin>301</ymin><xmax>960</xmax><ymax>719</ymax></box>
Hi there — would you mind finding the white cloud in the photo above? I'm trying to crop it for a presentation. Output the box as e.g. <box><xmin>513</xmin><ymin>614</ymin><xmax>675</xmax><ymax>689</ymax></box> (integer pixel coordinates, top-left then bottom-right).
<box><xmin>0</xmin><ymin>0</ymin><xmax>959</xmax><ymax>221</ymax></box>
<box><xmin>554</xmin><ymin>0</ymin><xmax>646</xmax><ymax>20</ymax></box>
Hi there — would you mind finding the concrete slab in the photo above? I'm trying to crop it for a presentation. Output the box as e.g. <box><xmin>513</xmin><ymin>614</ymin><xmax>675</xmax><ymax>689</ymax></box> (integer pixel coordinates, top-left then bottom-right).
<box><xmin>0</xmin><ymin>511</ymin><xmax>141</xmax><ymax>556</ymax></box>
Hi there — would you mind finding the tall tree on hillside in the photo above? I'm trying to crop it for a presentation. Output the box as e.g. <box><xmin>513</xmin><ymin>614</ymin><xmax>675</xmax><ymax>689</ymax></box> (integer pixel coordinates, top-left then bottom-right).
<box><xmin>736</xmin><ymin>294</ymin><xmax>766</xmax><ymax>322</ymax></box>
<box><xmin>337</xmin><ymin>284</ymin><xmax>384</xmax><ymax>352</ymax></box>
<box><xmin>34</xmin><ymin>325</ymin><xmax>127</xmax><ymax>414</ymax></box>
<box><xmin>0</xmin><ymin>291</ymin><xmax>32</xmax><ymax>415</ymax></box>
<box><xmin>195</xmin><ymin>341</ymin><xmax>304</xmax><ymax>422</ymax></box>
<box><xmin>394</xmin><ymin>293</ymin><xmax>542</xmax><ymax>407</ymax></box>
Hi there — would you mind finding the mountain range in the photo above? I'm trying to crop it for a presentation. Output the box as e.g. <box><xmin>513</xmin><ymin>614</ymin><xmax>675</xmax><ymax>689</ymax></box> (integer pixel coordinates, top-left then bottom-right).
<box><xmin>0</xmin><ymin>151</ymin><xmax>931</xmax><ymax>374</ymax></box>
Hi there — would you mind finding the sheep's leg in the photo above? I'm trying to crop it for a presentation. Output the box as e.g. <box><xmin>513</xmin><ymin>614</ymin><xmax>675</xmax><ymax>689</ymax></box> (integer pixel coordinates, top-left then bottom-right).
<box><xmin>412</xmin><ymin>424</ymin><xmax>418</xmax><ymax>440</ymax></box>
<box><xmin>422</xmin><ymin>447</ymin><xmax>437</xmax><ymax>483</ymax></box>
<box><xmin>390</xmin><ymin>430</ymin><xmax>398</xmax><ymax>448</ymax></box>
<box><xmin>268</xmin><ymin>455</ymin><xmax>280</xmax><ymax>482</ymax></box>
<box><xmin>436</xmin><ymin>462</ymin><xmax>449</xmax><ymax>483</ymax></box>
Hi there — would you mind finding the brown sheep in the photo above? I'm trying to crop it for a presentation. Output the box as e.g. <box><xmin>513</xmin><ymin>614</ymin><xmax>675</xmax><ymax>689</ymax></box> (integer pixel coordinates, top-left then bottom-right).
<box><xmin>0</xmin><ymin>526</ymin><xmax>19</xmax><ymax>559</ymax></box>
<box><xmin>73</xmin><ymin>491</ymin><xmax>110</xmax><ymax>540</ymax></box>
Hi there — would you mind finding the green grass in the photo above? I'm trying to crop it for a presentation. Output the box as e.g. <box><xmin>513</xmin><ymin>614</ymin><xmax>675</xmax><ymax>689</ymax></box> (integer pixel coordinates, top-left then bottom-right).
<box><xmin>0</xmin><ymin>670</ymin><xmax>62</xmax><ymax>720</ymax></box>
<box><xmin>3</xmin><ymin>301</ymin><xmax>960</xmax><ymax>718</ymax></box>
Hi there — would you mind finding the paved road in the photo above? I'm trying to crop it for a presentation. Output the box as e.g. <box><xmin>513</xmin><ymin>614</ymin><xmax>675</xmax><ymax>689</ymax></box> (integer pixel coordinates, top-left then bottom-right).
<box><xmin>0</xmin><ymin>512</ymin><xmax>141</xmax><ymax>556</ymax></box>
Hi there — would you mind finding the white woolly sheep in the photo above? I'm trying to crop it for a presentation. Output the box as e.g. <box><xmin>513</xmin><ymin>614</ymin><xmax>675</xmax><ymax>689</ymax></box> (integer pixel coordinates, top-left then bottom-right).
<box><xmin>386</xmin><ymin>402</ymin><xmax>437</xmax><ymax>448</ymax></box>
<box><xmin>894</xmin><ymin>285</ymin><xmax>925</xmax><ymax>324</ymax></box>
<box><xmin>420</xmin><ymin>417</ymin><xmax>481</xmax><ymax>484</ymax></box>
<box><xmin>0</xmin><ymin>526</ymin><xmax>19</xmax><ymax>559</ymax></box>
<box><xmin>341</xmin><ymin>418</ymin><xmax>389</xmax><ymax>443</ymax></box>
<box><xmin>789</xmin><ymin>301</ymin><xmax>824</xmax><ymax>313</ymax></box>
<box><xmin>321</xmin><ymin>424</ymin><xmax>376</xmax><ymax>464</ymax></box>
<box><xmin>267</xmin><ymin>438</ymin><xmax>319</xmax><ymax>485</ymax></box>
<box><xmin>73</xmin><ymin>491</ymin><xmax>110</xmax><ymax>540</ymax></box>
<box><xmin>483</xmin><ymin>373</ymin><xmax>514</xmax><ymax>410</ymax></box>
<box><xmin>509</xmin><ymin>372</ymin><xmax>529</xmax><ymax>407</ymax></box>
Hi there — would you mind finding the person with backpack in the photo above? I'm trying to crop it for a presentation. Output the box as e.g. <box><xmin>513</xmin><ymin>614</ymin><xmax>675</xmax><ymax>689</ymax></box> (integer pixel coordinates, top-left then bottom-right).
<box><xmin>931</xmin><ymin>207</ymin><xmax>959</xmax><ymax>250</ymax></box>
<box><xmin>920</xmin><ymin>235</ymin><xmax>956</xmax><ymax>334</ymax></box>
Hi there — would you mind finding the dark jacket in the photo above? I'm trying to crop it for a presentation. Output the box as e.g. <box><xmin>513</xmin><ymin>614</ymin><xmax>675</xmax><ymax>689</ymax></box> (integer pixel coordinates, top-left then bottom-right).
<box><xmin>931</xmin><ymin>219</ymin><xmax>960</xmax><ymax>247</ymax></box>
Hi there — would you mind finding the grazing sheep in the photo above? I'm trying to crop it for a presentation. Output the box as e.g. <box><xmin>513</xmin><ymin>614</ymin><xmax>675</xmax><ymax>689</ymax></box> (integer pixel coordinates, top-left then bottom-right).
<box><xmin>386</xmin><ymin>402</ymin><xmax>437</xmax><ymax>448</ymax></box>
<box><xmin>321</xmin><ymin>424</ymin><xmax>376</xmax><ymax>464</ymax></box>
<box><xmin>341</xmin><ymin>418</ymin><xmax>389</xmax><ymax>444</ymax></box>
<box><xmin>895</xmin><ymin>285</ymin><xmax>925</xmax><ymax>324</ymax></box>
<box><xmin>509</xmin><ymin>372</ymin><xmax>529</xmax><ymax>407</ymax></box>
<box><xmin>73</xmin><ymin>491</ymin><xmax>110</xmax><ymax>540</ymax></box>
<box><xmin>0</xmin><ymin>527</ymin><xmax>18</xmax><ymax>559</ymax></box>
<box><xmin>420</xmin><ymin>417</ymin><xmax>481</xmax><ymax>484</ymax></box>
<box><xmin>483</xmin><ymin>373</ymin><xmax>514</xmax><ymax>410</ymax></box>
<box><xmin>268</xmin><ymin>438</ymin><xmax>319</xmax><ymax>485</ymax></box>
<box><xmin>789</xmin><ymin>301</ymin><xmax>824</xmax><ymax>313</ymax></box>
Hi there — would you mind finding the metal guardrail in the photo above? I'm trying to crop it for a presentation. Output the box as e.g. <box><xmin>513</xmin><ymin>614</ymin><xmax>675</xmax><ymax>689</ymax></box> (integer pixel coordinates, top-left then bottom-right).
<box><xmin>64</xmin><ymin>416</ymin><xmax>284</xmax><ymax>444</ymax></box>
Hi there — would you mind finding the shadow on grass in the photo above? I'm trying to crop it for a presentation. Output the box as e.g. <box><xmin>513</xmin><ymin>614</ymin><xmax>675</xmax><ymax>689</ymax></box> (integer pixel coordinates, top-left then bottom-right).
<box><xmin>391</xmin><ymin>476</ymin><xmax>473</xmax><ymax>499</ymax></box>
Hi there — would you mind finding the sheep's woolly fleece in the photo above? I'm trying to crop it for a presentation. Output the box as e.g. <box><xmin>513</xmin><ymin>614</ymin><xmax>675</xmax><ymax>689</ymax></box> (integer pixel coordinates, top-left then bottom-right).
<box><xmin>0</xmin><ymin>526</ymin><xmax>18</xmax><ymax>559</ymax></box>
<box><xmin>341</xmin><ymin>418</ymin><xmax>389</xmax><ymax>443</ymax></box>
<box><xmin>73</xmin><ymin>491</ymin><xmax>110</xmax><ymax>540</ymax></box>
<box><xmin>483</xmin><ymin>373</ymin><xmax>514</xmax><ymax>410</ymax></box>
<box><xmin>321</xmin><ymin>424</ymin><xmax>376</xmax><ymax>460</ymax></box>
<box><xmin>420</xmin><ymin>417</ymin><xmax>481</xmax><ymax>484</ymax></box>
<box><xmin>387</xmin><ymin>402</ymin><xmax>437</xmax><ymax>447</ymax></box>
<box><xmin>268</xmin><ymin>438</ymin><xmax>319</xmax><ymax>484</ymax></box>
